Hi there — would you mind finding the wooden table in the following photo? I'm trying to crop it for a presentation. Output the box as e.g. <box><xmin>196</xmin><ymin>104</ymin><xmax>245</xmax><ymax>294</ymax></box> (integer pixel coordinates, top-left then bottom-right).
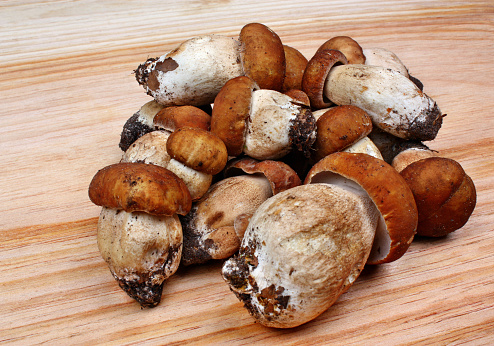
<box><xmin>1</xmin><ymin>1</ymin><xmax>493</xmax><ymax>344</ymax></box>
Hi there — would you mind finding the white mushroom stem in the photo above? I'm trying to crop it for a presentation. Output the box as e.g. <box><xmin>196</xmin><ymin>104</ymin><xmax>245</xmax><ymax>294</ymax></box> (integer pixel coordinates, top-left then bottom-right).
<box><xmin>136</xmin><ymin>35</ymin><xmax>243</xmax><ymax>106</ymax></box>
<box><xmin>97</xmin><ymin>207</ymin><xmax>183</xmax><ymax>307</ymax></box>
<box><xmin>323</xmin><ymin>64</ymin><xmax>442</xmax><ymax>141</ymax></box>
<box><xmin>343</xmin><ymin>136</ymin><xmax>383</xmax><ymax>159</ymax></box>
<box><xmin>363</xmin><ymin>48</ymin><xmax>409</xmax><ymax>77</ymax></box>
<box><xmin>244</xmin><ymin>90</ymin><xmax>316</xmax><ymax>160</ymax></box>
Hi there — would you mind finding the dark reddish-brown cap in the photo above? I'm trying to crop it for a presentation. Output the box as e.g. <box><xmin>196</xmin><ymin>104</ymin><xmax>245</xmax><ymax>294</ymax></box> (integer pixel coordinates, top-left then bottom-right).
<box><xmin>316</xmin><ymin>36</ymin><xmax>366</xmax><ymax>64</ymax></box>
<box><xmin>224</xmin><ymin>157</ymin><xmax>301</xmax><ymax>195</ymax></box>
<box><xmin>239</xmin><ymin>23</ymin><xmax>286</xmax><ymax>91</ymax></box>
<box><xmin>282</xmin><ymin>45</ymin><xmax>308</xmax><ymax>92</ymax></box>
<box><xmin>305</xmin><ymin>152</ymin><xmax>418</xmax><ymax>264</ymax></box>
<box><xmin>88</xmin><ymin>162</ymin><xmax>192</xmax><ymax>216</ymax></box>
<box><xmin>211</xmin><ymin>76</ymin><xmax>259</xmax><ymax>156</ymax></box>
<box><xmin>153</xmin><ymin>105</ymin><xmax>211</xmax><ymax>132</ymax></box>
<box><xmin>302</xmin><ymin>49</ymin><xmax>347</xmax><ymax>109</ymax></box>
<box><xmin>400</xmin><ymin>157</ymin><xmax>476</xmax><ymax>237</ymax></box>
<box><xmin>166</xmin><ymin>126</ymin><xmax>228</xmax><ymax>175</ymax></box>
<box><xmin>314</xmin><ymin>105</ymin><xmax>372</xmax><ymax>161</ymax></box>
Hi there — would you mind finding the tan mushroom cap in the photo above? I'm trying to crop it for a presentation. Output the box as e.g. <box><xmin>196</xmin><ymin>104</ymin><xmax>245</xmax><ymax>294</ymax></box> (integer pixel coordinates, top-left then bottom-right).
<box><xmin>211</xmin><ymin>76</ymin><xmax>259</xmax><ymax>156</ymax></box>
<box><xmin>166</xmin><ymin>127</ymin><xmax>228</xmax><ymax>175</ymax></box>
<box><xmin>224</xmin><ymin>157</ymin><xmax>302</xmax><ymax>195</ymax></box>
<box><xmin>302</xmin><ymin>49</ymin><xmax>348</xmax><ymax>109</ymax></box>
<box><xmin>392</xmin><ymin>147</ymin><xmax>436</xmax><ymax>173</ymax></box>
<box><xmin>88</xmin><ymin>162</ymin><xmax>192</xmax><ymax>216</ymax></box>
<box><xmin>153</xmin><ymin>105</ymin><xmax>211</xmax><ymax>132</ymax></box>
<box><xmin>316</xmin><ymin>36</ymin><xmax>366</xmax><ymax>64</ymax></box>
<box><xmin>282</xmin><ymin>45</ymin><xmax>308</xmax><ymax>92</ymax></box>
<box><xmin>239</xmin><ymin>23</ymin><xmax>286</xmax><ymax>91</ymax></box>
<box><xmin>314</xmin><ymin>105</ymin><xmax>373</xmax><ymax>161</ymax></box>
<box><xmin>400</xmin><ymin>157</ymin><xmax>476</xmax><ymax>237</ymax></box>
<box><xmin>305</xmin><ymin>152</ymin><xmax>418</xmax><ymax>264</ymax></box>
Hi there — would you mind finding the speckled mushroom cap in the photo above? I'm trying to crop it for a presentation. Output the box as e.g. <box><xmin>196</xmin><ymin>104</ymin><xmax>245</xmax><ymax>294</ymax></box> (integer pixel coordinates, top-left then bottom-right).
<box><xmin>211</xmin><ymin>76</ymin><xmax>259</xmax><ymax>157</ymax></box>
<box><xmin>304</xmin><ymin>152</ymin><xmax>418</xmax><ymax>264</ymax></box>
<box><xmin>316</xmin><ymin>36</ymin><xmax>366</xmax><ymax>64</ymax></box>
<box><xmin>224</xmin><ymin>157</ymin><xmax>301</xmax><ymax>195</ymax></box>
<box><xmin>153</xmin><ymin>105</ymin><xmax>211</xmax><ymax>132</ymax></box>
<box><xmin>222</xmin><ymin>183</ymin><xmax>379</xmax><ymax>328</ymax></box>
<box><xmin>302</xmin><ymin>49</ymin><xmax>348</xmax><ymax>109</ymax></box>
<box><xmin>166</xmin><ymin>127</ymin><xmax>228</xmax><ymax>175</ymax></box>
<box><xmin>239</xmin><ymin>23</ymin><xmax>286</xmax><ymax>91</ymax></box>
<box><xmin>314</xmin><ymin>105</ymin><xmax>373</xmax><ymax>161</ymax></box>
<box><xmin>88</xmin><ymin>162</ymin><xmax>192</xmax><ymax>216</ymax></box>
<box><xmin>400</xmin><ymin>157</ymin><xmax>476</xmax><ymax>237</ymax></box>
<box><xmin>282</xmin><ymin>45</ymin><xmax>308</xmax><ymax>92</ymax></box>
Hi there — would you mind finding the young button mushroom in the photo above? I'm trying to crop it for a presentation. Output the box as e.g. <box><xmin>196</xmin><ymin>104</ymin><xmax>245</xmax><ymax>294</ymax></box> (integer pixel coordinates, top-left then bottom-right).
<box><xmin>135</xmin><ymin>23</ymin><xmax>286</xmax><ymax>107</ymax></box>
<box><xmin>180</xmin><ymin>158</ymin><xmax>301</xmax><ymax>266</ymax></box>
<box><xmin>222</xmin><ymin>183</ymin><xmax>379</xmax><ymax>328</ymax></box>
<box><xmin>211</xmin><ymin>76</ymin><xmax>316</xmax><ymax>160</ymax></box>
<box><xmin>302</xmin><ymin>49</ymin><xmax>444</xmax><ymax>141</ymax></box>
<box><xmin>399</xmin><ymin>157</ymin><xmax>477</xmax><ymax>237</ymax></box>
<box><xmin>121</xmin><ymin>131</ymin><xmax>213</xmax><ymax>201</ymax></box>
<box><xmin>304</xmin><ymin>152</ymin><xmax>418</xmax><ymax>264</ymax></box>
<box><xmin>313</xmin><ymin>105</ymin><xmax>373</xmax><ymax>161</ymax></box>
<box><xmin>88</xmin><ymin>162</ymin><xmax>191</xmax><ymax>307</ymax></box>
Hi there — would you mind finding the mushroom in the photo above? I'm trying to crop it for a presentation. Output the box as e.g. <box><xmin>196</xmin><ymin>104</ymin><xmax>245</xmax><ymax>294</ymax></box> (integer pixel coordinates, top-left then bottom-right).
<box><xmin>88</xmin><ymin>162</ymin><xmax>191</xmax><ymax>307</ymax></box>
<box><xmin>282</xmin><ymin>45</ymin><xmax>308</xmax><ymax>92</ymax></box>
<box><xmin>180</xmin><ymin>158</ymin><xmax>301</xmax><ymax>266</ymax></box>
<box><xmin>153</xmin><ymin>105</ymin><xmax>211</xmax><ymax>132</ymax></box>
<box><xmin>342</xmin><ymin>136</ymin><xmax>383</xmax><ymax>160</ymax></box>
<box><xmin>120</xmin><ymin>130</ymin><xmax>214</xmax><ymax>201</ymax></box>
<box><xmin>363</xmin><ymin>47</ymin><xmax>409</xmax><ymax>77</ymax></box>
<box><xmin>211</xmin><ymin>76</ymin><xmax>316</xmax><ymax>160</ymax></box>
<box><xmin>398</xmin><ymin>156</ymin><xmax>477</xmax><ymax>237</ymax></box>
<box><xmin>363</xmin><ymin>47</ymin><xmax>424</xmax><ymax>90</ymax></box>
<box><xmin>135</xmin><ymin>23</ymin><xmax>286</xmax><ymax>107</ymax></box>
<box><xmin>222</xmin><ymin>183</ymin><xmax>379</xmax><ymax>328</ymax></box>
<box><xmin>302</xmin><ymin>49</ymin><xmax>444</xmax><ymax>141</ymax></box>
<box><xmin>313</xmin><ymin>105</ymin><xmax>373</xmax><ymax>161</ymax></box>
<box><xmin>304</xmin><ymin>152</ymin><xmax>418</xmax><ymax>265</ymax></box>
<box><xmin>316</xmin><ymin>36</ymin><xmax>366</xmax><ymax>64</ymax></box>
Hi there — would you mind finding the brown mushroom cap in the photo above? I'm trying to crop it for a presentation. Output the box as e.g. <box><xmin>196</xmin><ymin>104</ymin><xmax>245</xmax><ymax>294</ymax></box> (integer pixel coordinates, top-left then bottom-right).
<box><xmin>88</xmin><ymin>162</ymin><xmax>192</xmax><ymax>216</ymax></box>
<box><xmin>400</xmin><ymin>157</ymin><xmax>476</xmax><ymax>237</ymax></box>
<box><xmin>211</xmin><ymin>76</ymin><xmax>259</xmax><ymax>156</ymax></box>
<box><xmin>283</xmin><ymin>89</ymin><xmax>311</xmax><ymax>108</ymax></box>
<box><xmin>239</xmin><ymin>23</ymin><xmax>286</xmax><ymax>91</ymax></box>
<box><xmin>153</xmin><ymin>105</ymin><xmax>211</xmax><ymax>132</ymax></box>
<box><xmin>282</xmin><ymin>45</ymin><xmax>308</xmax><ymax>92</ymax></box>
<box><xmin>224</xmin><ymin>157</ymin><xmax>302</xmax><ymax>195</ymax></box>
<box><xmin>314</xmin><ymin>105</ymin><xmax>373</xmax><ymax>161</ymax></box>
<box><xmin>166</xmin><ymin>127</ymin><xmax>228</xmax><ymax>175</ymax></box>
<box><xmin>305</xmin><ymin>152</ymin><xmax>418</xmax><ymax>264</ymax></box>
<box><xmin>302</xmin><ymin>49</ymin><xmax>348</xmax><ymax>109</ymax></box>
<box><xmin>316</xmin><ymin>36</ymin><xmax>366</xmax><ymax>65</ymax></box>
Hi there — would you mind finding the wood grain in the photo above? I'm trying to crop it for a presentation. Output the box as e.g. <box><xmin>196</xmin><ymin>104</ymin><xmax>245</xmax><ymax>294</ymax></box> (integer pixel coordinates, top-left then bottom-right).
<box><xmin>1</xmin><ymin>0</ymin><xmax>493</xmax><ymax>344</ymax></box>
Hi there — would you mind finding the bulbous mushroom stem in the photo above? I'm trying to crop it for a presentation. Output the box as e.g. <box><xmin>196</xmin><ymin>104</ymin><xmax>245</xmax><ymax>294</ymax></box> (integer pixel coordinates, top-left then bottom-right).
<box><xmin>323</xmin><ymin>64</ymin><xmax>443</xmax><ymax>141</ymax></box>
<box><xmin>97</xmin><ymin>208</ymin><xmax>183</xmax><ymax>307</ymax></box>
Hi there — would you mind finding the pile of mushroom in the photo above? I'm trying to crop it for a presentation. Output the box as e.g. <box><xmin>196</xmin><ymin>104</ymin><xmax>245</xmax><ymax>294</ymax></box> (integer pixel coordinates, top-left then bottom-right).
<box><xmin>88</xmin><ymin>23</ymin><xmax>476</xmax><ymax>328</ymax></box>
